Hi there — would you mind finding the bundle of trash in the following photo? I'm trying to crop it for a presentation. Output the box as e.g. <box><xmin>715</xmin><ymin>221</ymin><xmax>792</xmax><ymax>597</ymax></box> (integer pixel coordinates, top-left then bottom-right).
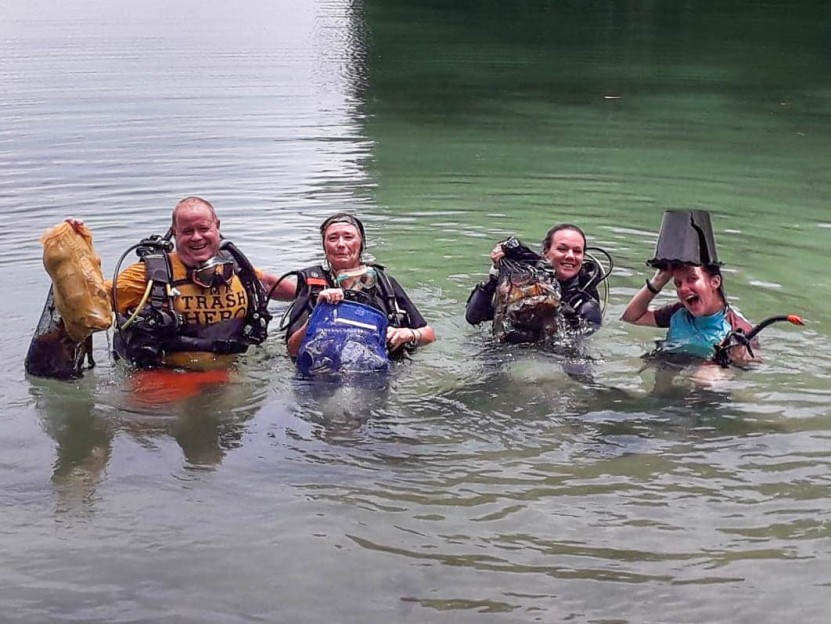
<box><xmin>491</xmin><ymin>238</ymin><xmax>563</xmax><ymax>343</ymax></box>
<box><xmin>25</xmin><ymin>222</ymin><xmax>112</xmax><ymax>379</ymax></box>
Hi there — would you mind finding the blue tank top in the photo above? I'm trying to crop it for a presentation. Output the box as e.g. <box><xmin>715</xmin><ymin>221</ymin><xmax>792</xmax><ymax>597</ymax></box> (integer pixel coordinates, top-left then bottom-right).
<box><xmin>661</xmin><ymin>307</ymin><xmax>731</xmax><ymax>359</ymax></box>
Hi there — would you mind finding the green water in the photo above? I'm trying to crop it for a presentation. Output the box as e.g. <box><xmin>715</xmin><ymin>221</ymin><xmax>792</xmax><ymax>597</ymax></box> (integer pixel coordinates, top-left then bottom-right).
<box><xmin>363</xmin><ymin>1</ymin><xmax>831</xmax><ymax>330</ymax></box>
<box><xmin>2</xmin><ymin>1</ymin><xmax>830</xmax><ymax>622</ymax></box>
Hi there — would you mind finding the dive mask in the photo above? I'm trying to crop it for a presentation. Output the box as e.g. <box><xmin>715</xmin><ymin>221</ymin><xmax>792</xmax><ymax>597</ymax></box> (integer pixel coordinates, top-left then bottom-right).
<box><xmin>335</xmin><ymin>266</ymin><xmax>377</xmax><ymax>291</ymax></box>
<box><xmin>191</xmin><ymin>256</ymin><xmax>235</xmax><ymax>289</ymax></box>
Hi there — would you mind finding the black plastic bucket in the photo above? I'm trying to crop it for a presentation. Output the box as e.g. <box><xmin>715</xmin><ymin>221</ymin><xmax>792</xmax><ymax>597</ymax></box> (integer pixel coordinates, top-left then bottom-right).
<box><xmin>647</xmin><ymin>210</ymin><xmax>721</xmax><ymax>269</ymax></box>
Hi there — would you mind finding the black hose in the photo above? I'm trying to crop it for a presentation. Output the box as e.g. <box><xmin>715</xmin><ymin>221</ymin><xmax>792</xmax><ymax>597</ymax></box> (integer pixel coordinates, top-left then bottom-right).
<box><xmin>111</xmin><ymin>230</ymin><xmax>174</xmax><ymax>341</ymax></box>
<box><xmin>111</xmin><ymin>243</ymin><xmax>141</xmax><ymax>339</ymax></box>
<box><xmin>713</xmin><ymin>314</ymin><xmax>804</xmax><ymax>367</ymax></box>
<box><xmin>584</xmin><ymin>246</ymin><xmax>614</xmax><ymax>290</ymax></box>
<box><xmin>744</xmin><ymin>315</ymin><xmax>797</xmax><ymax>342</ymax></box>
<box><xmin>266</xmin><ymin>270</ymin><xmax>301</xmax><ymax>301</ymax></box>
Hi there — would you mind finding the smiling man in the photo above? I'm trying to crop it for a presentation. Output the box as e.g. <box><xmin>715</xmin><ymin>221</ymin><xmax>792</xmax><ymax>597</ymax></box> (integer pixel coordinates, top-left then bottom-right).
<box><xmin>110</xmin><ymin>196</ymin><xmax>295</xmax><ymax>369</ymax></box>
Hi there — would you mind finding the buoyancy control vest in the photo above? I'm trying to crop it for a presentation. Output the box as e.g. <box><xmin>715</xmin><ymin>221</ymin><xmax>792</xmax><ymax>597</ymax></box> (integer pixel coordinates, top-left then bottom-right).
<box><xmin>465</xmin><ymin>238</ymin><xmax>608</xmax><ymax>337</ymax></box>
<box><xmin>113</xmin><ymin>236</ymin><xmax>271</xmax><ymax>369</ymax></box>
<box><xmin>283</xmin><ymin>264</ymin><xmax>409</xmax><ymax>341</ymax></box>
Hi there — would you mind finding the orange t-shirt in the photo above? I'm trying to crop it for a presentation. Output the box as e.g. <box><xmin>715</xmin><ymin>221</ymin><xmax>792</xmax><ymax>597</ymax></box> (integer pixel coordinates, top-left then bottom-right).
<box><xmin>112</xmin><ymin>252</ymin><xmax>264</xmax><ymax>370</ymax></box>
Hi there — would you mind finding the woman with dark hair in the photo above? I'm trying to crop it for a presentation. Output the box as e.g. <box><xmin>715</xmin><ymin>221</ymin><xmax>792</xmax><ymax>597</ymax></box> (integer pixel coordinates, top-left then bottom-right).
<box><xmin>465</xmin><ymin>223</ymin><xmax>608</xmax><ymax>338</ymax></box>
<box><xmin>621</xmin><ymin>264</ymin><xmax>757</xmax><ymax>364</ymax></box>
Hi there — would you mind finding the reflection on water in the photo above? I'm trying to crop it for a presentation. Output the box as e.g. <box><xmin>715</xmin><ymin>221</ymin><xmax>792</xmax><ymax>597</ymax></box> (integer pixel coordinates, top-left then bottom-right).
<box><xmin>117</xmin><ymin>370</ymin><xmax>262</xmax><ymax>468</ymax></box>
<box><xmin>2</xmin><ymin>0</ymin><xmax>831</xmax><ymax>622</ymax></box>
<box><xmin>32</xmin><ymin>380</ymin><xmax>114</xmax><ymax>512</ymax></box>
<box><xmin>31</xmin><ymin>365</ymin><xmax>268</xmax><ymax>512</ymax></box>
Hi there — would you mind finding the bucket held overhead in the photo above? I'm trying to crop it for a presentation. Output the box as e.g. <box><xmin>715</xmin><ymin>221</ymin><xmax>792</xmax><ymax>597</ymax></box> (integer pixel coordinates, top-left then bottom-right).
<box><xmin>647</xmin><ymin>210</ymin><xmax>721</xmax><ymax>269</ymax></box>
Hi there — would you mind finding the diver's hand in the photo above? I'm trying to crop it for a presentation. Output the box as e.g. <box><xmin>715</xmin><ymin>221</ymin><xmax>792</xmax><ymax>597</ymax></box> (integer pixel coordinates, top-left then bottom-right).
<box><xmin>65</xmin><ymin>218</ymin><xmax>85</xmax><ymax>233</ymax></box>
<box><xmin>490</xmin><ymin>243</ymin><xmax>506</xmax><ymax>265</ymax></box>
<box><xmin>649</xmin><ymin>268</ymin><xmax>673</xmax><ymax>293</ymax></box>
<box><xmin>317</xmin><ymin>288</ymin><xmax>345</xmax><ymax>304</ymax></box>
<box><xmin>387</xmin><ymin>326</ymin><xmax>418</xmax><ymax>351</ymax></box>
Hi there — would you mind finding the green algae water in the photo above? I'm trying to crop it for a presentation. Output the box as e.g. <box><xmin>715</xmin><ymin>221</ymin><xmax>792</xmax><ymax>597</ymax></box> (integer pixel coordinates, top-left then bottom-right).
<box><xmin>1</xmin><ymin>0</ymin><xmax>830</xmax><ymax>621</ymax></box>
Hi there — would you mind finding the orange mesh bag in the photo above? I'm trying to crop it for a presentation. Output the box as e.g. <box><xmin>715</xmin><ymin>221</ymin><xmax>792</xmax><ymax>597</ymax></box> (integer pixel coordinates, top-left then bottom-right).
<box><xmin>40</xmin><ymin>222</ymin><xmax>112</xmax><ymax>342</ymax></box>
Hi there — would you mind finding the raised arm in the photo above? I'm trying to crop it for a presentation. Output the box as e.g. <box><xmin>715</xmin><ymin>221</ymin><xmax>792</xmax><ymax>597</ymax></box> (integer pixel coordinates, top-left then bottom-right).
<box><xmin>621</xmin><ymin>269</ymin><xmax>672</xmax><ymax>326</ymax></box>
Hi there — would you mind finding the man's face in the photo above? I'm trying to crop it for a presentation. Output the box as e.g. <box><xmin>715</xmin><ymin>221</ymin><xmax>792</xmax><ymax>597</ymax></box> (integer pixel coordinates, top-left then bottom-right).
<box><xmin>173</xmin><ymin>204</ymin><xmax>221</xmax><ymax>267</ymax></box>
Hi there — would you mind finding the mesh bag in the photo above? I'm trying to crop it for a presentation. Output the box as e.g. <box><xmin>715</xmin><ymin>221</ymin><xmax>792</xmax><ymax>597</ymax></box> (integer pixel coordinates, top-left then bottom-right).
<box><xmin>492</xmin><ymin>258</ymin><xmax>563</xmax><ymax>343</ymax></box>
<box><xmin>25</xmin><ymin>286</ymin><xmax>93</xmax><ymax>379</ymax></box>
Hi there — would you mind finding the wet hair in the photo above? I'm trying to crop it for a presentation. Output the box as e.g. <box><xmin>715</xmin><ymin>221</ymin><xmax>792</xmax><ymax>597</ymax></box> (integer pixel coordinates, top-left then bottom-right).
<box><xmin>172</xmin><ymin>197</ymin><xmax>218</xmax><ymax>228</ymax></box>
<box><xmin>320</xmin><ymin>213</ymin><xmax>366</xmax><ymax>252</ymax></box>
<box><xmin>673</xmin><ymin>263</ymin><xmax>728</xmax><ymax>306</ymax></box>
<box><xmin>541</xmin><ymin>223</ymin><xmax>587</xmax><ymax>255</ymax></box>
<box><xmin>700</xmin><ymin>263</ymin><xmax>728</xmax><ymax>305</ymax></box>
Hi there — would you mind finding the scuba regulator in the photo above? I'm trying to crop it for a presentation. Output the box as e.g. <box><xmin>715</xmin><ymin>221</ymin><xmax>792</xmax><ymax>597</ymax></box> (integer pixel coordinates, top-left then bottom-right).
<box><xmin>112</xmin><ymin>229</ymin><xmax>184</xmax><ymax>368</ymax></box>
<box><xmin>111</xmin><ymin>230</ymin><xmax>274</xmax><ymax>369</ymax></box>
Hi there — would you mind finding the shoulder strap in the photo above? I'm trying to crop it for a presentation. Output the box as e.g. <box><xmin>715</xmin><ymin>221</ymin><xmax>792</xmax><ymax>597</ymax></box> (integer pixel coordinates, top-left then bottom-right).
<box><xmin>301</xmin><ymin>265</ymin><xmax>330</xmax><ymax>291</ymax></box>
<box><xmin>219</xmin><ymin>240</ymin><xmax>270</xmax><ymax>345</ymax></box>
<box><xmin>281</xmin><ymin>265</ymin><xmax>332</xmax><ymax>334</ymax></box>
<box><xmin>372</xmin><ymin>265</ymin><xmax>409</xmax><ymax>328</ymax></box>
<box><xmin>140</xmin><ymin>250</ymin><xmax>176</xmax><ymax>312</ymax></box>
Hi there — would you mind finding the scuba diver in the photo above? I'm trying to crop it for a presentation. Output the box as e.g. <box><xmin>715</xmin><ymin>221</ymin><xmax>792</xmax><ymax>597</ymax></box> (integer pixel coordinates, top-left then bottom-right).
<box><xmin>623</xmin><ymin>263</ymin><xmax>760</xmax><ymax>365</ymax></box>
<box><xmin>465</xmin><ymin>223</ymin><xmax>612</xmax><ymax>342</ymax></box>
<box><xmin>282</xmin><ymin>213</ymin><xmax>435</xmax><ymax>374</ymax></box>
<box><xmin>70</xmin><ymin>197</ymin><xmax>296</xmax><ymax>370</ymax></box>
<box><xmin>622</xmin><ymin>210</ymin><xmax>803</xmax><ymax>369</ymax></box>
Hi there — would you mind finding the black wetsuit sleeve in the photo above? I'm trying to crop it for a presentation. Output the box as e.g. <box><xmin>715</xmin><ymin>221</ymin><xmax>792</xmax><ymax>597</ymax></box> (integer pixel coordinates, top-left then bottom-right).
<box><xmin>465</xmin><ymin>277</ymin><xmax>497</xmax><ymax>325</ymax></box>
<box><xmin>386</xmin><ymin>275</ymin><xmax>428</xmax><ymax>329</ymax></box>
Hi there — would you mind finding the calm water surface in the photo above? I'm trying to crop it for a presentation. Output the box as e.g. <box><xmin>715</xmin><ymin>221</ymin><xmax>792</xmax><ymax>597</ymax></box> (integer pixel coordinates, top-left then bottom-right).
<box><xmin>2</xmin><ymin>0</ymin><xmax>830</xmax><ymax>622</ymax></box>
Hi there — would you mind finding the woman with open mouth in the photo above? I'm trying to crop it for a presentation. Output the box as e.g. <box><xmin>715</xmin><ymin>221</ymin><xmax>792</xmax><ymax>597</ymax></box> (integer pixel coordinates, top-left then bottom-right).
<box><xmin>621</xmin><ymin>263</ymin><xmax>758</xmax><ymax>366</ymax></box>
